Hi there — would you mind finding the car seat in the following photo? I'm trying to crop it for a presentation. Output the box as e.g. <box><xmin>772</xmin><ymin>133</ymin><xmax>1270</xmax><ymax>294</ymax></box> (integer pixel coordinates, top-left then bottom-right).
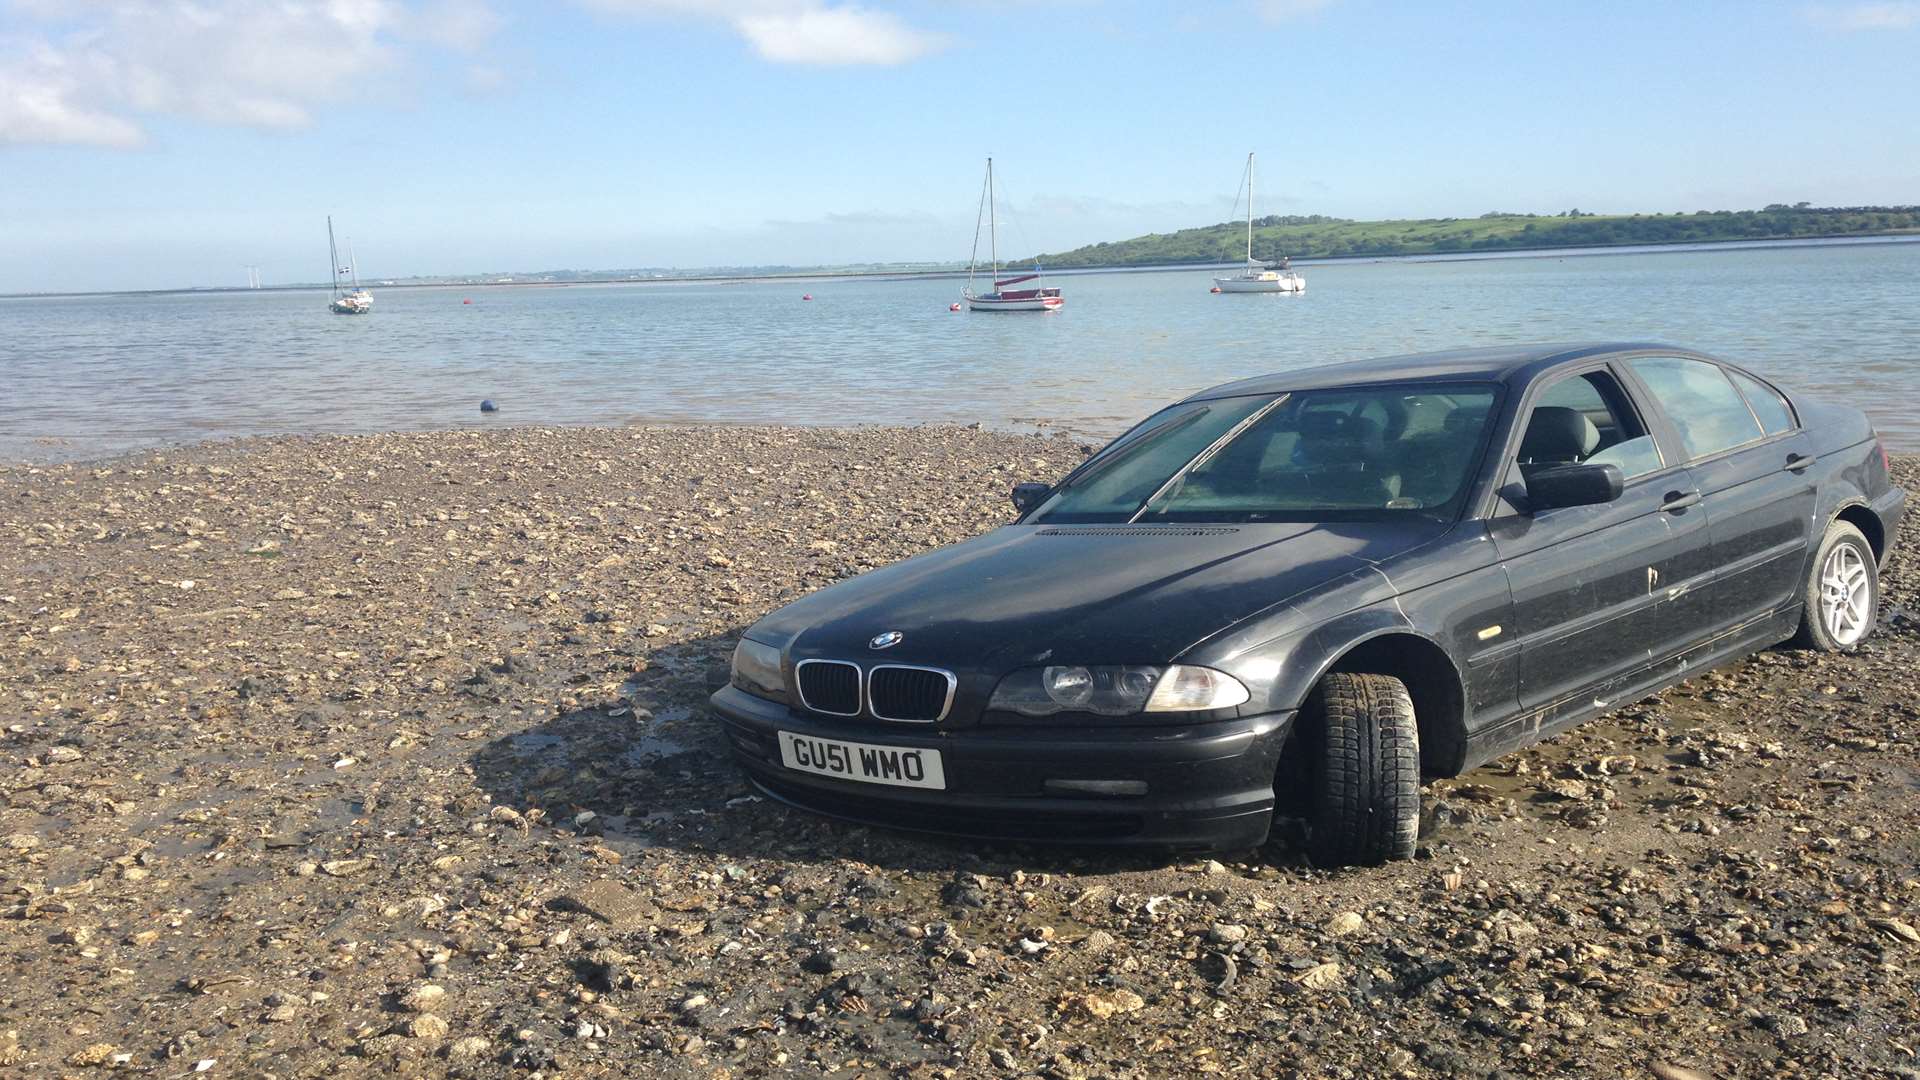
<box><xmin>1518</xmin><ymin>406</ymin><xmax>1600</xmax><ymax>469</ymax></box>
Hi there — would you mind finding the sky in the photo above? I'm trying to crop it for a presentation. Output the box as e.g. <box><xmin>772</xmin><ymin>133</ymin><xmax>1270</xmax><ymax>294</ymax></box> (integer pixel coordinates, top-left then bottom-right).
<box><xmin>1</xmin><ymin>0</ymin><xmax>1917</xmax><ymax>293</ymax></box>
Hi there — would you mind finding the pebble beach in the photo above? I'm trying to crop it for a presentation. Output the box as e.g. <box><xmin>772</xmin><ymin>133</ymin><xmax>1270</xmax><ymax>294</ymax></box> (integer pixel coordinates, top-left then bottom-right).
<box><xmin>2</xmin><ymin>424</ymin><xmax>1916</xmax><ymax>1078</ymax></box>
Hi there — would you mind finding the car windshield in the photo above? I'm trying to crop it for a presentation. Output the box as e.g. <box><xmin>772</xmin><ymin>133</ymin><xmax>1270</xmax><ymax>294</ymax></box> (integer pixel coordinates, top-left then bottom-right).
<box><xmin>1033</xmin><ymin>384</ymin><xmax>1501</xmax><ymax>524</ymax></box>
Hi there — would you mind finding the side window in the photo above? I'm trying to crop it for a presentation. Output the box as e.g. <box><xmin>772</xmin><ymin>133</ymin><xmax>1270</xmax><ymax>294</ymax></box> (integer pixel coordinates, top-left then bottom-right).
<box><xmin>1515</xmin><ymin>370</ymin><xmax>1663</xmax><ymax>480</ymax></box>
<box><xmin>1728</xmin><ymin>369</ymin><xmax>1796</xmax><ymax>436</ymax></box>
<box><xmin>1627</xmin><ymin>357</ymin><xmax>1765</xmax><ymax>460</ymax></box>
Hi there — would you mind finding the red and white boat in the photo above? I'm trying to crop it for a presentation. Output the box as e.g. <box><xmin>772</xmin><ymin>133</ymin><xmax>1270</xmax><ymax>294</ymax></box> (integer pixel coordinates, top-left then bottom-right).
<box><xmin>968</xmin><ymin>272</ymin><xmax>1062</xmax><ymax>311</ymax></box>
<box><xmin>962</xmin><ymin>158</ymin><xmax>1062</xmax><ymax>313</ymax></box>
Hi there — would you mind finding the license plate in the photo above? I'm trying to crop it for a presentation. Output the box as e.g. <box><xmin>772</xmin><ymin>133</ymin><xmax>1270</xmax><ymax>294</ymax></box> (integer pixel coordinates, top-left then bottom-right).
<box><xmin>777</xmin><ymin>731</ymin><xmax>946</xmax><ymax>790</ymax></box>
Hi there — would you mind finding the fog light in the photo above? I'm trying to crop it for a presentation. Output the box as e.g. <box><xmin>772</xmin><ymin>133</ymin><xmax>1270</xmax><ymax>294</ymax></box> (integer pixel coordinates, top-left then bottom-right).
<box><xmin>1043</xmin><ymin>779</ymin><xmax>1149</xmax><ymax>797</ymax></box>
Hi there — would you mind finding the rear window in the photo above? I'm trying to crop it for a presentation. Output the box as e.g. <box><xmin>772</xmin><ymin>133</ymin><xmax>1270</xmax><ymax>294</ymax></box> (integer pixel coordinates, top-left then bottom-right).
<box><xmin>1728</xmin><ymin>370</ymin><xmax>1796</xmax><ymax>436</ymax></box>
<box><xmin>1627</xmin><ymin>357</ymin><xmax>1764</xmax><ymax>460</ymax></box>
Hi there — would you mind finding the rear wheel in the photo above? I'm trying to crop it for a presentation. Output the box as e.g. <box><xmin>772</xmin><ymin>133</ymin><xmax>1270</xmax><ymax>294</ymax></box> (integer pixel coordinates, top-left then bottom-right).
<box><xmin>1792</xmin><ymin>520</ymin><xmax>1878</xmax><ymax>651</ymax></box>
<box><xmin>1302</xmin><ymin>672</ymin><xmax>1420</xmax><ymax>866</ymax></box>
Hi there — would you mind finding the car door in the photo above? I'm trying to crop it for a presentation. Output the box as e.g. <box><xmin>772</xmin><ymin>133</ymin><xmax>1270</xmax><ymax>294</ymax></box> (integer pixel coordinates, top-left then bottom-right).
<box><xmin>1488</xmin><ymin>365</ymin><xmax>1698</xmax><ymax>713</ymax></box>
<box><xmin>1623</xmin><ymin>357</ymin><xmax>1816</xmax><ymax>637</ymax></box>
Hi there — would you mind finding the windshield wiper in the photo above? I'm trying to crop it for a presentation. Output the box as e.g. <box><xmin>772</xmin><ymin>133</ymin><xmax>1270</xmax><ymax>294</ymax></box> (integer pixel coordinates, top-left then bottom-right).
<box><xmin>1127</xmin><ymin>394</ymin><xmax>1288</xmax><ymax>524</ymax></box>
<box><xmin>1053</xmin><ymin>406</ymin><xmax>1211</xmax><ymax>494</ymax></box>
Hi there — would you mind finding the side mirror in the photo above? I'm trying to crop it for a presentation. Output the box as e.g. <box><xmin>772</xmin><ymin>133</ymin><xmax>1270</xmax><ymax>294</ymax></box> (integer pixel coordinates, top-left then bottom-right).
<box><xmin>1524</xmin><ymin>463</ymin><xmax>1624</xmax><ymax>512</ymax></box>
<box><xmin>1010</xmin><ymin>482</ymin><xmax>1051</xmax><ymax>515</ymax></box>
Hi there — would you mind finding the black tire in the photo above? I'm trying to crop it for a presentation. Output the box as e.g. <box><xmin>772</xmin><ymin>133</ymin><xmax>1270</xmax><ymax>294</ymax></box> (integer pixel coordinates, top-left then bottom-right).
<box><xmin>1791</xmin><ymin>520</ymin><xmax>1879</xmax><ymax>652</ymax></box>
<box><xmin>1303</xmin><ymin>672</ymin><xmax>1421</xmax><ymax>867</ymax></box>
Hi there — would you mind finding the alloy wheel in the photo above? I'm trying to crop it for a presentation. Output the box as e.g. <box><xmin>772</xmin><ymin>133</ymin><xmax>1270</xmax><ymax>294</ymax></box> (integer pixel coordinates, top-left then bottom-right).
<box><xmin>1818</xmin><ymin>542</ymin><xmax>1872</xmax><ymax>646</ymax></box>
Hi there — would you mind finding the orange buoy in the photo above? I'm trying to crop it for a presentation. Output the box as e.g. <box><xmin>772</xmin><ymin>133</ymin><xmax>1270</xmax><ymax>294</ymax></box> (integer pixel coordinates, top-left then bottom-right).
<box><xmin>463</xmin><ymin>298</ymin><xmax>472</xmax><ymax>304</ymax></box>
<box><xmin>949</xmin><ymin>302</ymin><xmax>961</xmax><ymax>311</ymax></box>
<box><xmin>802</xmin><ymin>293</ymin><xmax>813</xmax><ymax>301</ymax></box>
<box><xmin>1209</xmin><ymin>286</ymin><xmax>1222</xmax><ymax>293</ymax></box>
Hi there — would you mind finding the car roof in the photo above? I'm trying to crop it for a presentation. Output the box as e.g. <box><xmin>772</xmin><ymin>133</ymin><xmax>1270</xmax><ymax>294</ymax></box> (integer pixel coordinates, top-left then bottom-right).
<box><xmin>1182</xmin><ymin>342</ymin><xmax>1703</xmax><ymax>401</ymax></box>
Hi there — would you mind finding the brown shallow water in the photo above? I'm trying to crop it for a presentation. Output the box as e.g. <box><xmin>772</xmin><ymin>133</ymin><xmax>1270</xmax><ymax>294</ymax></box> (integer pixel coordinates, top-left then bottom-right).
<box><xmin>1</xmin><ymin>427</ymin><xmax>1916</xmax><ymax>1077</ymax></box>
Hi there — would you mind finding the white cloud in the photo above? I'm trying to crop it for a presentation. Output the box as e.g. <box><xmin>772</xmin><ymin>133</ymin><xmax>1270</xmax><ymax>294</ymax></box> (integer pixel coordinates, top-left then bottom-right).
<box><xmin>0</xmin><ymin>42</ymin><xmax>145</xmax><ymax>147</ymax></box>
<box><xmin>463</xmin><ymin>63</ymin><xmax>509</xmax><ymax>95</ymax></box>
<box><xmin>734</xmin><ymin>6</ymin><xmax>943</xmax><ymax>65</ymax></box>
<box><xmin>402</xmin><ymin>0</ymin><xmax>506</xmax><ymax>51</ymax></box>
<box><xmin>765</xmin><ymin>207</ymin><xmax>941</xmax><ymax>228</ymax></box>
<box><xmin>1256</xmin><ymin>0</ymin><xmax>1335</xmax><ymax>23</ymax></box>
<box><xmin>0</xmin><ymin>0</ymin><xmax>500</xmax><ymax>148</ymax></box>
<box><xmin>583</xmin><ymin>1</ymin><xmax>946</xmax><ymax>66</ymax></box>
<box><xmin>1805</xmin><ymin>2</ymin><xmax>1920</xmax><ymax>28</ymax></box>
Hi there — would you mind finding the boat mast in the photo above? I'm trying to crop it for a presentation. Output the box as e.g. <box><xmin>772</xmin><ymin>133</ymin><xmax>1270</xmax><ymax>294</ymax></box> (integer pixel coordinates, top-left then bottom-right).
<box><xmin>347</xmin><ymin>237</ymin><xmax>361</xmax><ymax>290</ymax></box>
<box><xmin>1246</xmin><ymin>152</ymin><xmax>1255</xmax><ymax>266</ymax></box>
<box><xmin>987</xmin><ymin>157</ymin><xmax>999</xmax><ymax>280</ymax></box>
<box><xmin>328</xmin><ymin>216</ymin><xmax>341</xmax><ymax>297</ymax></box>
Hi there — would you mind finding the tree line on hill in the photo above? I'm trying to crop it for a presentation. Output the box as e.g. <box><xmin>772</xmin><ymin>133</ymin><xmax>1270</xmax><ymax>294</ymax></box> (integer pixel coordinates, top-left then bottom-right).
<box><xmin>1021</xmin><ymin>204</ymin><xmax>1920</xmax><ymax>268</ymax></box>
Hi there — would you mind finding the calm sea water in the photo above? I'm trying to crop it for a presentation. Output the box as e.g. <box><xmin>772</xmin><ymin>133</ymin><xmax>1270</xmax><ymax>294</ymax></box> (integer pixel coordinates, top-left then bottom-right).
<box><xmin>3</xmin><ymin>239</ymin><xmax>1917</xmax><ymax>460</ymax></box>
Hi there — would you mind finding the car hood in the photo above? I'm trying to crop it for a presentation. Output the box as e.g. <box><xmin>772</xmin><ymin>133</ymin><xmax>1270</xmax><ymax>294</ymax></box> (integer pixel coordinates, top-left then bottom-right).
<box><xmin>750</xmin><ymin>520</ymin><xmax>1449</xmax><ymax>667</ymax></box>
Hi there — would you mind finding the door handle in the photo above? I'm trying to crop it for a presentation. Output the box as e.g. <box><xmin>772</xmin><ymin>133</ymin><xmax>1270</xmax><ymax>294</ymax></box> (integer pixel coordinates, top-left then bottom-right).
<box><xmin>1660</xmin><ymin>490</ymin><xmax>1701</xmax><ymax>512</ymax></box>
<box><xmin>1785</xmin><ymin>453</ymin><xmax>1815</xmax><ymax>473</ymax></box>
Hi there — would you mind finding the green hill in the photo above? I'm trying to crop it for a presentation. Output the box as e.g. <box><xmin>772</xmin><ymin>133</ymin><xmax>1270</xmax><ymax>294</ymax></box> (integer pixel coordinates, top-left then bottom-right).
<box><xmin>1020</xmin><ymin>204</ymin><xmax>1920</xmax><ymax>268</ymax></box>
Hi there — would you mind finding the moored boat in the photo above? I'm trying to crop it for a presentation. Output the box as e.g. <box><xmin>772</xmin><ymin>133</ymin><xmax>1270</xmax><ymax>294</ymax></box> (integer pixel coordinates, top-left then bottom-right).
<box><xmin>326</xmin><ymin>216</ymin><xmax>374</xmax><ymax>315</ymax></box>
<box><xmin>963</xmin><ymin>158</ymin><xmax>1061</xmax><ymax>313</ymax></box>
<box><xmin>328</xmin><ymin>290</ymin><xmax>373</xmax><ymax>315</ymax></box>
<box><xmin>1213</xmin><ymin>152</ymin><xmax>1305</xmax><ymax>294</ymax></box>
<box><xmin>1214</xmin><ymin>266</ymin><xmax>1304</xmax><ymax>293</ymax></box>
<box><xmin>968</xmin><ymin>273</ymin><xmax>1063</xmax><ymax>311</ymax></box>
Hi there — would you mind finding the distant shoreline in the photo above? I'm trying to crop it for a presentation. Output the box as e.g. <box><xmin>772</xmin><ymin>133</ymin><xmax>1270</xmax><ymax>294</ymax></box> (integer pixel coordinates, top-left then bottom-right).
<box><xmin>6</xmin><ymin>230</ymin><xmax>1918</xmax><ymax>302</ymax></box>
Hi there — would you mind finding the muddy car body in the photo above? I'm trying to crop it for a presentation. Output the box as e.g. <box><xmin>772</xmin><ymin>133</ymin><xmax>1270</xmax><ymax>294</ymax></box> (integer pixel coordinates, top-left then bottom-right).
<box><xmin>711</xmin><ymin>343</ymin><xmax>1906</xmax><ymax>863</ymax></box>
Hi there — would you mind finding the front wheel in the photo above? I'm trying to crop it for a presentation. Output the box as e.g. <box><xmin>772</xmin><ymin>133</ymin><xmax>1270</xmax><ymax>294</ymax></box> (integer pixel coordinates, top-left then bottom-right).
<box><xmin>1792</xmin><ymin>520</ymin><xmax>1878</xmax><ymax>651</ymax></box>
<box><xmin>1303</xmin><ymin>672</ymin><xmax>1421</xmax><ymax>867</ymax></box>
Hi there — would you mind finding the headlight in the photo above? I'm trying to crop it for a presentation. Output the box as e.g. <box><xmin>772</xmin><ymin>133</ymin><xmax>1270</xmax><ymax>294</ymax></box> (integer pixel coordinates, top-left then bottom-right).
<box><xmin>988</xmin><ymin>664</ymin><xmax>1248</xmax><ymax>717</ymax></box>
<box><xmin>730</xmin><ymin>638</ymin><xmax>785</xmax><ymax>702</ymax></box>
<box><xmin>1144</xmin><ymin>665</ymin><xmax>1250</xmax><ymax>712</ymax></box>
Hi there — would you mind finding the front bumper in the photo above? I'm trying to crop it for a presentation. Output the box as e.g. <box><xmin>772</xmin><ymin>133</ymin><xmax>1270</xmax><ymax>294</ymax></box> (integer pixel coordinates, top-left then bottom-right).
<box><xmin>709</xmin><ymin>684</ymin><xmax>1293</xmax><ymax>851</ymax></box>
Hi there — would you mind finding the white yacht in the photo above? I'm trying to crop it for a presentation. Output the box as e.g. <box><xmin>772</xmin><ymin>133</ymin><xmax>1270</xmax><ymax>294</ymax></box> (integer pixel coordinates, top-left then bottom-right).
<box><xmin>1213</xmin><ymin>152</ymin><xmax>1305</xmax><ymax>294</ymax></box>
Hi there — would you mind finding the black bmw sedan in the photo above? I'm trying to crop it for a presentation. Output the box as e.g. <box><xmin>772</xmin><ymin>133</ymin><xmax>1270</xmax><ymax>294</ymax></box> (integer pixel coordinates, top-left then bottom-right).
<box><xmin>710</xmin><ymin>344</ymin><xmax>1906</xmax><ymax>865</ymax></box>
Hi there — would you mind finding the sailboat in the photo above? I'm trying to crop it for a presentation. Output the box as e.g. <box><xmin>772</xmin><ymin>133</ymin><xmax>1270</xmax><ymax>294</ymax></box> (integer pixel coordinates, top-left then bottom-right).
<box><xmin>963</xmin><ymin>158</ymin><xmax>1062</xmax><ymax>312</ymax></box>
<box><xmin>1213</xmin><ymin>153</ymin><xmax>1305</xmax><ymax>294</ymax></box>
<box><xmin>327</xmin><ymin>216</ymin><xmax>373</xmax><ymax>315</ymax></box>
